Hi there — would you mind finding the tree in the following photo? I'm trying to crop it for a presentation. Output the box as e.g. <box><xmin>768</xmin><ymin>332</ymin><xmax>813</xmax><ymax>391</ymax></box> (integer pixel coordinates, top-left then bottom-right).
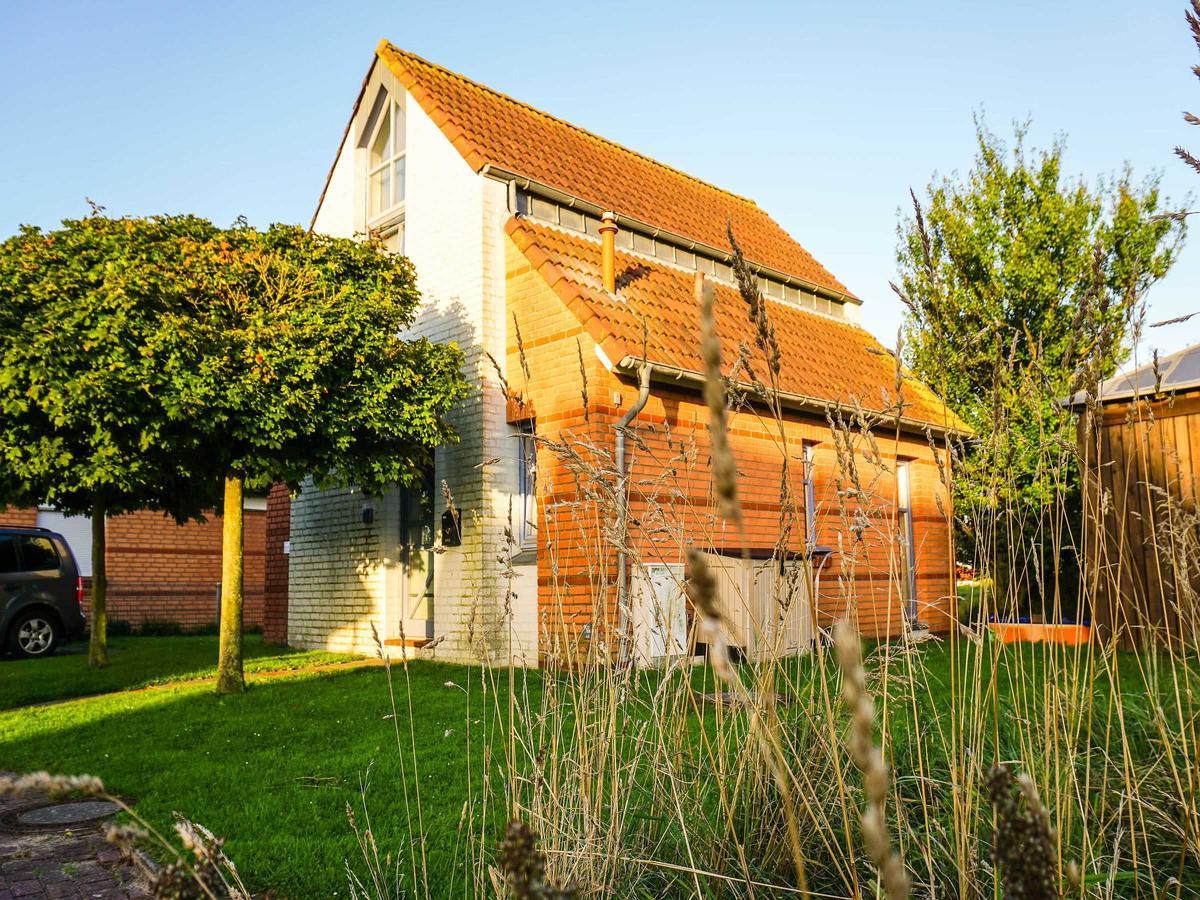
<box><xmin>0</xmin><ymin>213</ymin><xmax>221</xmax><ymax>667</ymax></box>
<box><xmin>894</xmin><ymin>121</ymin><xmax>1183</xmax><ymax>610</ymax></box>
<box><xmin>162</xmin><ymin>224</ymin><xmax>470</xmax><ymax>693</ymax></box>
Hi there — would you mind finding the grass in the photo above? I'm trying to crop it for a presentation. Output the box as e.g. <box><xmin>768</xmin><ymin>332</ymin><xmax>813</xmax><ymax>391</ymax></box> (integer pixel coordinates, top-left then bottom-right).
<box><xmin>0</xmin><ymin>634</ymin><xmax>360</xmax><ymax>710</ymax></box>
<box><xmin>1</xmin><ymin>639</ymin><xmax>1192</xmax><ymax>898</ymax></box>
<box><xmin>0</xmin><ymin>657</ymin><xmax>506</xmax><ymax>899</ymax></box>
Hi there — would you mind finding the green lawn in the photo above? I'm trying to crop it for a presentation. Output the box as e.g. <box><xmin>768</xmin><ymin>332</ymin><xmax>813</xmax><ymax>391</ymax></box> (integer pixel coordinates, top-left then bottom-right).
<box><xmin>0</xmin><ymin>634</ymin><xmax>359</xmax><ymax>709</ymax></box>
<box><xmin>0</xmin><ymin>659</ymin><xmax>505</xmax><ymax>898</ymax></box>
<box><xmin>0</xmin><ymin>639</ymin><xmax>1193</xmax><ymax>898</ymax></box>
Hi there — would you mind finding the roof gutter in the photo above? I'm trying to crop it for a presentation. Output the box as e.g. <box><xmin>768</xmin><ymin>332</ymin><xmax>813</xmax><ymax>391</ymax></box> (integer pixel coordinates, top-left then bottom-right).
<box><xmin>616</xmin><ymin>357</ymin><xmax>967</xmax><ymax>439</ymax></box>
<box><xmin>480</xmin><ymin>164</ymin><xmax>860</xmax><ymax>307</ymax></box>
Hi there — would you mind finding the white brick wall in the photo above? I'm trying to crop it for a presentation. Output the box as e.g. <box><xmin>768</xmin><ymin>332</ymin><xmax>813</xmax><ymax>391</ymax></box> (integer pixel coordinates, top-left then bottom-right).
<box><xmin>291</xmin><ymin>58</ymin><xmax>538</xmax><ymax>664</ymax></box>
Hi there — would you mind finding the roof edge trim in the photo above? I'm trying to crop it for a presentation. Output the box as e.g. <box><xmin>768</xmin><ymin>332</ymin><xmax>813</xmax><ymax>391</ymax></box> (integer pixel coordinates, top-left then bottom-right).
<box><xmin>616</xmin><ymin>356</ymin><xmax>970</xmax><ymax>438</ymax></box>
<box><xmin>485</xmin><ymin>166</ymin><xmax>860</xmax><ymax>306</ymax></box>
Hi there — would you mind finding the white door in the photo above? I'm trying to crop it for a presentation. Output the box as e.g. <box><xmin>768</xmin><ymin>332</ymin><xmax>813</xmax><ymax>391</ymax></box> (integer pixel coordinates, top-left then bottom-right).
<box><xmin>644</xmin><ymin>564</ymin><xmax>687</xmax><ymax>660</ymax></box>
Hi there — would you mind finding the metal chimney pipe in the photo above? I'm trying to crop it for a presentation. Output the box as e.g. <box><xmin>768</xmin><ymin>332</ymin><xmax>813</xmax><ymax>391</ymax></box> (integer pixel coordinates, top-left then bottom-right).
<box><xmin>599</xmin><ymin>211</ymin><xmax>617</xmax><ymax>293</ymax></box>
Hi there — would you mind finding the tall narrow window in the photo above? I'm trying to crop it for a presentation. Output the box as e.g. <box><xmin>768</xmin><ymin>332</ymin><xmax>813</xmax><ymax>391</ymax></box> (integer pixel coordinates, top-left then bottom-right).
<box><xmin>517</xmin><ymin>422</ymin><xmax>537</xmax><ymax>550</ymax></box>
<box><xmin>366</xmin><ymin>95</ymin><xmax>406</xmax><ymax>221</ymax></box>
<box><xmin>896</xmin><ymin>460</ymin><xmax>917</xmax><ymax>620</ymax></box>
<box><xmin>802</xmin><ymin>443</ymin><xmax>817</xmax><ymax>551</ymax></box>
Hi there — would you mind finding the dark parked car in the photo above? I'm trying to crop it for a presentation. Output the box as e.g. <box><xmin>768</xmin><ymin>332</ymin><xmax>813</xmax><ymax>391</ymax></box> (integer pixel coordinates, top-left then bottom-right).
<box><xmin>1</xmin><ymin>526</ymin><xmax>86</xmax><ymax>658</ymax></box>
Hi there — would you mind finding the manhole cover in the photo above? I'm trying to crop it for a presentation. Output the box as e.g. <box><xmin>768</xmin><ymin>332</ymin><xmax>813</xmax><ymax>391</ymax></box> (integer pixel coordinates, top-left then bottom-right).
<box><xmin>15</xmin><ymin>800</ymin><xmax>122</xmax><ymax>827</ymax></box>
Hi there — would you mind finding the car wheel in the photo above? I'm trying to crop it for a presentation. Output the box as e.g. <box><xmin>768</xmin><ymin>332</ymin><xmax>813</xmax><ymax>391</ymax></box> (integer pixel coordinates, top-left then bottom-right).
<box><xmin>8</xmin><ymin>611</ymin><xmax>60</xmax><ymax>658</ymax></box>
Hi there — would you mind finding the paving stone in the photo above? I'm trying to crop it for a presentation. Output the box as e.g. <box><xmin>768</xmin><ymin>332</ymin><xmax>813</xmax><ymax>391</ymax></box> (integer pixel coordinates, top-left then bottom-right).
<box><xmin>0</xmin><ymin>776</ymin><xmax>149</xmax><ymax>900</ymax></box>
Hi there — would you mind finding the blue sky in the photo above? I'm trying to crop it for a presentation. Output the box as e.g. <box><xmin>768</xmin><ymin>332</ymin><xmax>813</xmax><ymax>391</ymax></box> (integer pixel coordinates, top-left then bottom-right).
<box><xmin>1</xmin><ymin>1</ymin><xmax>1196</xmax><ymax>361</ymax></box>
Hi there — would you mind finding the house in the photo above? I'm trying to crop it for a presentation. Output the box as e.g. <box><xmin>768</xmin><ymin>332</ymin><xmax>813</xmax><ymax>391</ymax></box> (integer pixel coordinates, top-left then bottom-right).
<box><xmin>0</xmin><ymin>503</ymin><xmax>267</xmax><ymax>632</ymax></box>
<box><xmin>1074</xmin><ymin>342</ymin><xmax>1200</xmax><ymax>646</ymax></box>
<box><xmin>265</xmin><ymin>42</ymin><xmax>966</xmax><ymax>664</ymax></box>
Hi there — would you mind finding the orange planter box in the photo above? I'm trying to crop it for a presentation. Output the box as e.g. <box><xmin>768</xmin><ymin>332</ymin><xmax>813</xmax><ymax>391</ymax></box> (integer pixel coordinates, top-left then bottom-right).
<box><xmin>988</xmin><ymin>623</ymin><xmax>1090</xmax><ymax>646</ymax></box>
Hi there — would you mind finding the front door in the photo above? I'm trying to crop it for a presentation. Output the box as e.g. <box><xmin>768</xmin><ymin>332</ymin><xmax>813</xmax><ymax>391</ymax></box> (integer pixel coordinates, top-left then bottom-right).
<box><xmin>398</xmin><ymin>469</ymin><xmax>435</xmax><ymax>641</ymax></box>
<box><xmin>644</xmin><ymin>564</ymin><xmax>687</xmax><ymax>661</ymax></box>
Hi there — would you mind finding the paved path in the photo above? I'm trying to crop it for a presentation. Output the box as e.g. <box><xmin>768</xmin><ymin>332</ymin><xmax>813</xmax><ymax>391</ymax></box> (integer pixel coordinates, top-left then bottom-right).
<box><xmin>0</xmin><ymin>784</ymin><xmax>148</xmax><ymax>899</ymax></box>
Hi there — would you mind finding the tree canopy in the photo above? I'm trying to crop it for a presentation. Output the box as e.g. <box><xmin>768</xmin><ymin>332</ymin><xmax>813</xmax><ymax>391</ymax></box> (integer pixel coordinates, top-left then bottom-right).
<box><xmin>0</xmin><ymin>213</ymin><xmax>220</xmax><ymax>520</ymax></box>
<box><xmin>894</xmin><ymin>121</ymin><xmax>1184</xmax><ymax>608</ymax></box>
<box><xmin>0</xmin><ymin>213</ymin><xmax>471</xmax><ymax>676</ymax></box>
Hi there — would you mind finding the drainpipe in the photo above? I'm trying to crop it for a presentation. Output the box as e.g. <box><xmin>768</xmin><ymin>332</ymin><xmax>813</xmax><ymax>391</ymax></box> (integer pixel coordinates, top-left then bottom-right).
<box><xmin>604</xmin><ymin>209</ymin><xmax>652</xmax><ymax>663</ymax></box>
<box><xmin>615</xmin><ymin>361</ymin><xmax>652</xmax><ymax>666</ymax></box>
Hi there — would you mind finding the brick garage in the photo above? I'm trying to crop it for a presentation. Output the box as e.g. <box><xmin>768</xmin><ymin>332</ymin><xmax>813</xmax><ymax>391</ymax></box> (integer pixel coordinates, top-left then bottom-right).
<box><xmin>0</xmin><ymin>506</ymin><xmax>267</xmax><ymax>632</ymax></box>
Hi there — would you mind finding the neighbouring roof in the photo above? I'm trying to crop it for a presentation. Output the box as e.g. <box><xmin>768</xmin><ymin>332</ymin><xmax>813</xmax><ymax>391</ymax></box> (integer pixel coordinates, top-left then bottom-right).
<box><xmin>374</xmin><ymin>41</ymin><xmax>854</xmax><ymax>298</ymax></box>
<box><xmin>1069</xmin><ymin>342</ymin><xmax>1200</xmax><ymax>406</ymax></box>
<box><xmin>507</xmin><ymin>218</ymin><xmax>967</xmax><ymax>433</ymax></box>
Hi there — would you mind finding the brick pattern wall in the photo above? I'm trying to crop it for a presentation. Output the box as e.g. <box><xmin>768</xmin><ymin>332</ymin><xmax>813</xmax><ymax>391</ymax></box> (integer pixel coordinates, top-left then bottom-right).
<box><xmin>0</xmin><ymin>506</ymin><xmax>266</xmax><ymax>631</ymax></box>
<box><xmin>506</xmin><ymin>235</ymin><xmax>957</xmax><ymax>661</ymax></box>
<box><xmin>263</xmin><ymin>483</ymin><xmax>290</xmax><ymax>644</ymax></box>
<box><xmin>290</xmin><ymin>80</ymin><xmax>537</xmax><ymax>663</ymax></box>
<box><xmin>0</xmin><ymin>508</ymin><xmax>37</xmax><ymax>528</ymax></box>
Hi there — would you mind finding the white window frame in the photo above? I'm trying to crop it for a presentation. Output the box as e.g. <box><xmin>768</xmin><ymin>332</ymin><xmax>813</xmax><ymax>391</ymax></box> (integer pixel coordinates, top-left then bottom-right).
<box><xmin>517</xmin><ymin>422</ymin><xmax>537</xmax><ymax>550</ymax></box>
<box><xmin>802</xmin><ymin>443</ymin><xmax>817</xmax><ymax>551</ymax></box>
<box><xmin>362</xmin><ymin>89</ymin><xmax>406</xmax><ymax>230</ymax></box>
<box><xmin>896</xmin><ymin>460</ymin><xmax>917</xmax><ymax>620</ymax></box>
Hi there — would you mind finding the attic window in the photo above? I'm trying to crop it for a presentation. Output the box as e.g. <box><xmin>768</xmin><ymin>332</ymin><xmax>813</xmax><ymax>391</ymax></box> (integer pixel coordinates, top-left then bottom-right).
<box><xmin>362</xmin><ymin>89</ymin><xmax>406</xmax><ymax>222</ymax></box>
<box><xmin>516</xmin><ymin>189</ymin><xmax>844</xmax><ymax>318</ymax></box>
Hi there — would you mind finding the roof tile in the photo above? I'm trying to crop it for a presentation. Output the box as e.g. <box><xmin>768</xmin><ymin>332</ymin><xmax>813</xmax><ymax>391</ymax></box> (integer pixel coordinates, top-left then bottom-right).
<box><xmin>377</xmin><ymin>41</ymin><xmax>854</xmax><ymax>297</ymax></box>
<box><xmin>506</xmin><ymin>217</ymin><xmax>965</xmax><ymax>432</ymax></box>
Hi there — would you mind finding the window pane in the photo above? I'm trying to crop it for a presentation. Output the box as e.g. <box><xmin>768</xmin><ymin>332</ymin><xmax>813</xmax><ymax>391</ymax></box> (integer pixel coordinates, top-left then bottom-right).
<box><xmin>19</xmin><ymin>536</ymin><xmax>58</xmax><ymax>572</ymax></box>
<box><xmin>0</xmin><ymin>537</ymin><xmax>17</xmax><ymax>574</ymax></box>
<box><xmin>517</xmin><ymin>424</ymin><xmax>537</xmax><ymax>548</ymax></box>
<box><xmin>370</xmin><ymin>106</ymin><xmax>392</xmax><ymax>167</ymax></box>
<box><xmin>530</xmin><ymin>197</ymin><xmax>558</xmax><ymax>222</ymax></box>
<box><xmin>559</xmin><ymin>207</ymin><xmax>585</xmax><ymax>231</ymax></box>
<box><xmin>654</xmin><ymin>241</ymin><xmax>675</xmax><ymax>262</ymax></box>
<box><xmin>632</xmin><ymin>233</ymin><xmax>655</xmax><ymax>255</ymax></box>
<box><xmin>714</xmin><ymin>262</ymin><xmax>732</xmax><ymax>281</ymax></box>
<box><xmin>370</xmin><ymin>166</ymin><xmax>391</xmax><ymax>217</ymax></box>
<box><xmin>383</xmin><ymin>224</ymin><xmax>404</xmax><ymax>254</ymax></box>
<box><xmin>616</xmin><ymin>230</ymin><xmax>633</xmax><ymax>250</ymax></box>
<box><xmin>784</xmin><ymin>285</ymin><xmax>799</xmax><ymax>303</ymax></box>
<box><xmin>392</xmin><ymin>100</ymin><xmax>405</xmax><ymax>153</ymax></box>
<box><xmin>393</xmin><ymin>156</ymin><xmax>406</xmax><ymax>205</ymax></box>
<box><xmin>676</xmin><ymin>248</ymin><xmax>695</xmax><ymax>268</ymax></box>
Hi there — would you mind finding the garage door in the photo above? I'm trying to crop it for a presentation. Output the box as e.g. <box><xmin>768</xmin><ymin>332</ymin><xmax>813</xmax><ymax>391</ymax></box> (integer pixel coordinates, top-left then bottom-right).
<box><xmin>35</xmin><ymin>509</ymin><xmax>93</xmax><ymax>576</ymax></box>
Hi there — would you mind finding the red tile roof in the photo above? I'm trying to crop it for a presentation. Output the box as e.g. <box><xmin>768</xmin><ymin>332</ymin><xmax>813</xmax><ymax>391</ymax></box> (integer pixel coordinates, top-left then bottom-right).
<box><xmin>376</xmin><ymin>41</ymin><xmax>854</xmax><ymax>298</ymax></box>
<box><xmin>506</xmin><ymin>217</ymin><xmax>966</xmax><ymax>433</ymax></box>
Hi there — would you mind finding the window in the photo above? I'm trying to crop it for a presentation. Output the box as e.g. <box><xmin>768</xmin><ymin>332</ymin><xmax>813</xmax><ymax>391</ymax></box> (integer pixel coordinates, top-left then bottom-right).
<box><xmin>0</xmin><ymin>535</ymin><xmax>59</xmax><ymax>574</ymax></box>
<box><xmin>802</xmin><ymin>444</ymin><xmax>817</xmax><ymax>550</ymax></box>
<box><xmin>0</xmin><ymin>537</ymin><xmax>17</xmax><ymax>574</ymax></box>
<box><xmin>20</xmin><ymin>536</ymin><xmax>59</xmax><ymax>571</ymax></box>
<box><xmin>365</xmin><ymin>94</ymin><xmax>406</xmax><ymax>221</ymax></box>
<box><xmin>896</xmin><ymin>461</ymin><xmax>917</xmax><ymax>620</ymax></box>
<box><xmin>379</xmin><ymin>222</ymin><xmax>405</xmax><ymax>255</ymax></box>
<box><xmin>559</xmin><ymin>207</ymin><xmax>585</xmax><ymax>231</ymax></box>
<box><xmin>517</xmin><ymin>422</ymin><xmax>537</xmax><ymax>550</ymax></box>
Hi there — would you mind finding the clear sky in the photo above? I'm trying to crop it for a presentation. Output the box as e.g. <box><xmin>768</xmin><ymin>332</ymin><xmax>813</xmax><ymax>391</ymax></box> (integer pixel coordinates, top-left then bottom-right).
<box><xmin>1</xmin><ymin>0</ymin><xmax>1196</xmax><ymax>362</ymax></box>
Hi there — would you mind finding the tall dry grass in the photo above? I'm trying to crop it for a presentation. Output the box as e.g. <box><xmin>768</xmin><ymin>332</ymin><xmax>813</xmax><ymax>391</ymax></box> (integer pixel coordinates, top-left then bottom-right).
<box><xmin>361</xmin><ymin>238</ymin><xmax>1197</xmax><ymax>897</ymax></box>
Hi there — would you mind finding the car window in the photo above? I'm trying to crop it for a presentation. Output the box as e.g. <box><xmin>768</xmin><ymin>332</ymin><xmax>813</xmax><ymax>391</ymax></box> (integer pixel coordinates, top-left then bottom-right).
<box><xmin>0</xmin><ymin>537</ymin><xmax>17</xmax><ymax>574</ymax></box>
<box><xmin>18</xmin><ymin>536</ymin><xmax>60</xmax><ymax>572</ymax></box>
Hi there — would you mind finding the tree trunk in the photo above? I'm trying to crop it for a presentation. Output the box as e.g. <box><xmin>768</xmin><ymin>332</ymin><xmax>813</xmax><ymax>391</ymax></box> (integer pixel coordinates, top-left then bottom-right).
<box><xmin>87</xmin><ymin>500</ymin><xmax>108</xmax><ymax>669</ymax></box>
<box><xmin>216</xmin><ymin>475</ymin><xmax>245</xmax><ymax>694</ymax></box>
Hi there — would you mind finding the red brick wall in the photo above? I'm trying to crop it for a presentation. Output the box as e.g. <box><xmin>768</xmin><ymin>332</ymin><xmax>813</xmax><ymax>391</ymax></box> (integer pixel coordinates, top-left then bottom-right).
<box><xmin>0</xmin><ymin>506</ymin><xmax>266</xmax><ymax>631</ymax></box>
<box><xmin>506</xmin><ymin>238</ymin><xmax>957</xmax><ymax>657</ymax></box>
<box><xmin>0</xmin><ymin>507</ymin><xmax>37</xmax><ymax>528</ymax></box>
<box><xmin>263</xmin><ymin>483</ymin><xmax>291</xmax><ymax>644</ymax></box>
